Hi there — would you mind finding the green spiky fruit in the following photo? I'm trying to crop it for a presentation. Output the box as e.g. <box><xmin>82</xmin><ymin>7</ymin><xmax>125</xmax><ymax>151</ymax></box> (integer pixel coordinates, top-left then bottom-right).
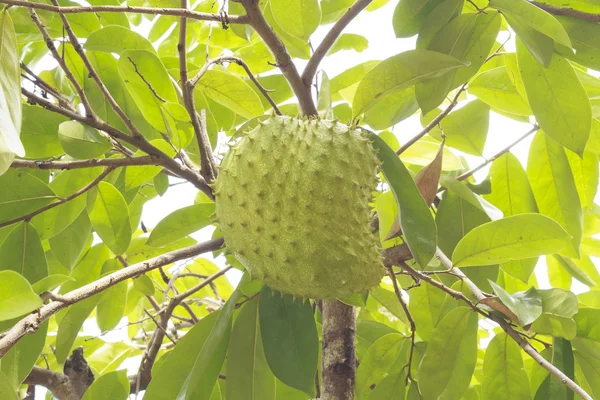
<box><xmin>214</xmin><ymin>116</ymin><xmax>384</xmax><ymax>299</ymax></box>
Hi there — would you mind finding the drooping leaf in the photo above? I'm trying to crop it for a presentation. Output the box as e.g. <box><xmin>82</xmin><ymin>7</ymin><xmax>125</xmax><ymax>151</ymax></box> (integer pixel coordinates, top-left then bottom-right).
<box><xmin>416</xmin><ymin>0</ymin><xmax>464</xmax><ymax>50</ymax></box>
<box><xmin>0</xmin><ymin>370</ymin><xmax>18</xmax><ymax>400</ymax></box>
<box><xmin>517</xmin><ymin>40</ymin><xmax>591</xmax><ymax>156</ymax></box>
<box><xmin>88</xmin><ymin>181</ymin><xmax>132</xmax><ymax>255</ymax></box>
<box><xmin>226</xmin><ymin>297</ymin><xmax>276</xmax><ymax>400</ymax></box>
<box><xmin>418</xmin><ymin>307</ymin><xmax>478</xmax><ymax>400</ymax></box>
<box><xmin>147</xmin><ymin>203</ymin><xmax>215</xmax><ymax>247</ymax></box>
<box><xmin>49</xmin><ymin>210</ymin><xmax>92</xmax><ymax>271</ymax></box>
<box><xmin>452</xmin><ymin>213</ymin><xmax>571</xmax><ymax>267</ymax></box>
<box><xmin>0</xmin><ymin>270</ymin><xmax>42</xmax><ymax>321</ymax></box>
<box><xmin>370</xmin><ymin>133</ymin><xmax>437</xmax><ymax>267</ymax></box>
<box><xmin>566</xmin><ymin>150</ymin><xmax>598</xmax><ymax>211</ymax></box>
<box><xmin>488</xmin><ymin>282</ymin><xmax>543</xmax><ymax>326</ymax></box>
<box><xmin>532</xmin><ymin>288</ymin><xmax>578</xmax><ymax>339</ymax></box>
<box><xmin>534</xmin><ymin>338</ymin><xmax>574</xmax><ymax>400</ymax></box>
<box><xmin>555</xmin><ymin>16</ymin><xmax>600</xmax><ymax>70</ymax></box>
<box><xmin>0</xmin><ymin>9</ymin><xmax>24</xmax><ymax>176</ymax></box>
<box><xmin>0</xmin><ymin>222</ymin><xmax>47</xmax><ymax>284</ymax></box>
<box><xmin>482</xmin><ymin>332</ymin><xmax>531</xmax><ymax>400</ymax></box>
<box><xmin>96</xmin><ymin>258</ymin><xmax>127</xmax><ymax>332</ymax></box>
<box><xmin>408</xmin><ymin>277</ymin><xmax>445</xmax><ymax>341</ymax></box>
<box><xmin>527</xmin><ymin>132</ymin><xmax>583</xmax><ymax>258</ymax></box>
<box><xmin>353</xmin><ymin>50</ymin><xmax>464</xmax><ymax>117</ymax></box>
<box><xmin>551</xmin><ymin>255</ymin><xmax>596</xmax><ymax>288</ymax></box>
<box><xmin>392</xmin><ymin>0</ymin><xmax>444</xmax><ymax>38</ymax></box>
<box><xmin>81</xmin><ymin>369</ymin><xmax>130</xmax><ymax>400</ymax></box>
<box><xmin>259</xmin><ymin>285</ymin><xmax>318</xmax><ymax>396</ymax></box>
<box><xmin>485</xmin><ymin>153</ymin><xmax>537</xmax><ymax>216</ymax></box>
<box><xmin>270</xmin><ymin>0</ymin><xmax>321</xmax><ymax>40</ymax></box>
<box><xmin>355</xmin><ymin>333</ymin><xmax>404</xmax><ymax>399</ymax></box>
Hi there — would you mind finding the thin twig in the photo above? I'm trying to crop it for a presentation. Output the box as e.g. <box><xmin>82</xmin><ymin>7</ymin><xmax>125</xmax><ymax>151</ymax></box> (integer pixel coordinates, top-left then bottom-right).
<box><xmin>0</xmin><ymin>167</ymin><xmax>114</xmax><ymax>229</ymax></box>
<box><xmin>127</xmin><ymin>57</ymin><xmax>167</xmax><ymax>102</ymax></box>
<box><xmin>11</xmin><ymin>156</ymin><xmax>156</xmax><ymax>170</ymax></box>
<box><xmin>143</xmin><ymin>309</ymin><xmax>177</xmax><ymax>344</ymax></box>
<box><xmin>302</xmin><ymin>0</ymin><xmax>373</xmax><ymax>86</ymax></box>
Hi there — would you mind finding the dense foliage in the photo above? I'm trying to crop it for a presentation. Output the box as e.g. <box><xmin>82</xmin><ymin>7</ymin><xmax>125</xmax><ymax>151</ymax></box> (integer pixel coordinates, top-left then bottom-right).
<box><xmin>0</xmin><ymin>0</ymin><xmax>599</xmax><ymax>399</ymax></box>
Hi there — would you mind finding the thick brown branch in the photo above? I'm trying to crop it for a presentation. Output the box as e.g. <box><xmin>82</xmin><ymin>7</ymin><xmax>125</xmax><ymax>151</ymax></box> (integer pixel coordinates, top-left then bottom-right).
<box><xmin>11</xmin><ymin>156</ymin><xmax>156</xmax><ymax>170</ymax></box>
<box><xmin>302</xmin><ymin>0</ymin><xmax>373</xmax><ymax>86</ymax></box>
<box><xmin>531</xmin><ymin>1</ymin><xmax>600</xmax><ymax>22</ymax></box>
<box><xmin>239</xmin><ymin>0</ymin><xmax>317</xmax><ymax>115</ymax></box>
<box><xmin>0</xmin><ymin>167</ymin><xmax>113</xmax><ymax>229</ymax></box>
<box><xmin>0</xmin><ymin>0</ymin><xmax>249</xmax><ymax>23</ymax></box>
<box><xmin>0</xmin><ymin>237</ymin><xmax>225</xmax><ymax>358</ymax></box>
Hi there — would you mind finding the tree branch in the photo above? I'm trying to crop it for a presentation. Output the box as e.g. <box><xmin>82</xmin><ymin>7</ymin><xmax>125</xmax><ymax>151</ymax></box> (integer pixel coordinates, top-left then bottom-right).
<box><xmin>10</xmin><ymin>156</ymin><xmax>156</xmax><ymax>170</ymax></box>
<box><xmin>0</xmin><ymin>238</ymin><xmax>225</xmax><ymax>358</ymax></box>
<box><xmin>0</xmin><ymin>167</ymin><xmax>114</xmax><ymax>229</ymax></box>
<box><xmin>531</xmin><ymin>1</ymin><xmax>600</xmax><ymax>22</ymax></box>
<box><xmin>0</xmin><ymin>0</ymin><xmax>250</xmax><ymax>23</ymax></box>
<box><xmin>302</xmin><ymin>0</ymin><xmax>373</xmax><ymax>87</ymax></box>
<box><xmin>239</xmin><ymin>0</ymin><xmax>317</xmax><ymax>116</ymax></box>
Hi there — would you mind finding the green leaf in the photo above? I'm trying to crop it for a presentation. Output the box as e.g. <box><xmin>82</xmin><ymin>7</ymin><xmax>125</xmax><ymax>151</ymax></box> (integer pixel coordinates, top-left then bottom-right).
<box><xmin>555</xmin><ymin>16</ymin><xmax>600</xmax><ymax>70</ymax></box>
<box><xmin>501</xmin><ymin>258</ymin><xmax>538</xmax><ymax>284</ymax></box>
<box><xmin>132</xmin><ymin>274</ymin><xmax>155</xmax><ymax>296</ymax></box>
<box><xmin>31</xmin><ymin>274</ymin><xmax>74</xmax><ymax>294</ymax></box>
<box><xmin>505</xmin><ymin>14</ymin><xmax>554</xmax><ymax>67</ymax></box>
<box><xmin>81</xmin><ymin>370</ymin><xmax>129</xmax><ymax>400</ymax></box>
<box><xmin>468</xmin><ymin>66</ymin><xmax>532</xmax><ymax>116</ymax></box>
<box><xmin>488</xmin><ymin>282</ymin><xmax>543</xmax><ymax>326</ymax></box>
<box><xmin>49</xmin><ymin>210</ymin><xmax>92</xmax><ymax>271</ymax></box>
<box><xmin>317</xmin><ymin>71</ymin><xmax>332</xmax><ymax>118</ymax></box>
<box><xmin>0</xmin><ymin>270</ymin><xmax>42</xmax><ymax>321</ymax></box>
<box><xmin>270</xmin><ymin>0</ymin><xmax>321</xmax><ymax>40</ymax></box>
<box><xmin>517</xmin><ymin>41</ymin><xmax>591</xmax><ymax>156</ymax></box>
<box><xmin>20</xmin><ymin>104</ymin><xmax>68</xmax><ymax>159</ymax></box>
<box><xmin>401</xmin><ymin>139</ymin><xmax>463</xmax><ymax>171</ymax></box>
<box><xmin>352</xmin><ymin>50</ymin><xmax>464</xmax><ymax>117</ymax></box>
<box><xmin>355</xmin><ymin>333</ymin><xmax>404</xmax><ymax>399</ymax></box>
<box><xmin>56</xmin><ymin>295</ymin><xmax>103</xmax><ymax>363</ymax></box>
<box><xmin>179</xmin><ymin>290</ymin><xmax>242</xmax><ymax>400</ymax></box>
<box><xmin>482</xmin><ymin>332</ymin><xmax>531</xmax><ymax>400</ymax></box>
<box><xmin>392</xmin><ymin>0</ymin><xmax>444</xmax><ymax>38</ymax></box>
<box><xmin>452</xmin><ymin>214</ymin><xmax>570</xmax><ymax>267</ymax></box>
<box><xmin>88</xmin><ymin>181</ymin><xmax>132</xmax><ymax>255</ymax></box>
<box><xmin>97</xmin><ymin>259</ymin><xmax>127</xmax><ymax>332</ymax></box>
<box><xmin>0</xmin><ymin>222</ymin><xmax>47</xmax><ymax>284</ymax></box>
<box><xmin>527</xmin><ymin>132</ymin><xmax>583</xmax><ymax>258</ymax></box>
<box><xmin>85</xmin><ymin>25</ymin><xmax>154</xmax><ymax>54</ymax></box>
<box><xmin>328</xmin><ymin>33</ymin><xmax>368</xmax><ymax>55</ymax></box>
<box><xmin>366</xmin><ymin>370</ymin><xmax>406</xmax><ymax>400</ymax></box>
<box><xmin>566</xmin><ymin>150</ymin><xmax>598</xmax><ymax>210</ymax></box>
<box><xmin>0</xmin><ymin>370</ymin><xmax>17</xmax><ymax>400</ymax></box>
<box><xmin>489</xmin><ymin>0</ymin><xmax>572</xmax><ymax>48</ymax></box>
<box><xmin>424</xmin><ymin>100</ymin><xmax>489</xmax><ymax>156</ymax></box>
<box><xmin>551</xmin><ymin>255</ymin><xmax>596</xmax><ymax>287</ymax></box>
<box><xmin>363</xmin><ymin>87</ymin><xmax>419</xmax><ymax>130</ymax></box>
<box><xmin>534</xmin><ymin>338</ymin><xmax>574</xmax><ymax>400</ymax></box>
<box><xmin>370</xmin><ymin>133</ymin><xmax>437</xmax><ymax>267</ymax></box>
<box><xmin>226</xmin><ymin>297</ymin><xmax>276</xmax><ymax>400</ymax></box>
<box><xmin>58</xmin><ymin>121</ymin><xmax>111</xmax><ymax>159</ymax></box>
<box><xmin>118</xmin><ymin>50</ymin><xmax>178</xmax><ymax>132</ymax></box>
<box><xmin>485</xmin><ymin>153</ymin><xmax>537</xmax><ymax>217</ymax></box>
<box><xmin>418</xmin><ymin>307</ymin><xmax>478</xmax><ymax>400</ymax></box>
<box><xmin>416</xmin><ymin>0</ymin><xmax>464</xmax><ymax>50</ymax></box>
<box><xmin>0</xmin><ymin>9</ymin><xmax>24</xmax><ymax>176</ymax></box>
<box><xmin>573</xmin><ymin>341</ymin><xmax>600</xmax><ymax>399</ymax></box>
<box><xmin>0</xmin><ymin>170</ymin><xmax>56</xmax><ymax>224</ymax></box>
<box><xmin>147</xmin><ymin>203</ymin><xmax>215</xmax><ymax>247</ymax></box>
<box><xmin>330</xmin><ymin>60</ymin><xmax>380</xmax><ymax>94</ymax></box>
<box><xmin>0</xmin><ymin>321</ymin><xmax>47</xmax><ymax>389</ymax></box>
<box><xmin>408</xmin><ymin>277</ymin><xmax>445</xmax><ymax>341</ymax></box>
<box><xmin>531</xmin><ymin>288</ymin><xmax>578</xmax><ymax>339</ymax></box>
<box><xmin>196</xmin><ymin>70</ymin><xmax>264</xmax><ymax>119</ymax></box>
<box><xmin>416</xmin><ymin>12</ymin><xmax>501</xmax><ymax>114</ymax></box>
<box><xmin>575</xmin><ymin>308</ymin><xmax>600</xmax><ymax>342</ymax></box>
<box><xmin>259</xmin><ymin>285</ymin><xmax>318</xmax><ymax>396</ymax></box>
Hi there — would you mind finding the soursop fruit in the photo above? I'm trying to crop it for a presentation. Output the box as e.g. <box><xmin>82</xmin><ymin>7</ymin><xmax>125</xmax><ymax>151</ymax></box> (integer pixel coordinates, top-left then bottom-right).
<box><xmin>214</xmin><ymin>116</ymin><xmax>384</xmax><ymax>299</ymax></box>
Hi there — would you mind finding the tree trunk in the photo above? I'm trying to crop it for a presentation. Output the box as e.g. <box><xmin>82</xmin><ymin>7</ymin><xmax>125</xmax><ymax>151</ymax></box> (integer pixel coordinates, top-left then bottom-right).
<box><xmin>321</xmin><ymin>299</ymin><xmax>356</xmax><ymax>399</ymax></box>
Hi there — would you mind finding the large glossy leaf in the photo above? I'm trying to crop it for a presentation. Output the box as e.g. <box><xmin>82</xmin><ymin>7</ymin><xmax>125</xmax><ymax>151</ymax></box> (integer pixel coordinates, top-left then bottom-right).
<box><xmin>259</xmin><ymin>285</ymin><xmax>318</xmax><ymax>396</ymax></box>
<box><xmin>0</xmin><ymin>170</ymin><xmax>56</xmax><ymax>224</ymax></box>
<box><xmin>49</xmin><ymin>210</ymin><xmax>92</xmax><ymax>271</ymax></box>
<box><xmin>195</xmin><ymin>70</ymin><xmax>264</xmax><ymax>119</ymax></box>
<box><xmin>517</xmin><ymin>41</ymin><xmax>591</xmax><ymax>156</ymax></box>
<box><xmin>226</xmin><ymin>297</ymin><xmax>276</xmax><ymax>400</ymax></box>
<box><xmin>355</xmin><ymin>333</ymin><xmax>404</xmax><ymax>399</ymax></box>
<box><xmin>371</xmin><ymin>133</ymin><xmax>436</xmax><ymax>267</ymax></box>
<box><xmin>88</xmin><ymin>181</ymin><xmax>132</xmax><ymax>255</ymax></box>
<box><xmin>84</xmin><ymin>25</ymin><xmax>154</xmax><ymax>54</ymax></box>
<box><xmin>0</xmin><ymin>370</ymin><xmax>18</xmax><ymax>400</ymax></box>
<box><xmin>418</xmin><ymin>307</ymin><xmax>478</xmax><ymax>400</ymax></box>
<box><xmin>527</xmin><ymin>132</ymin><xmax>583</xmax><ymax>258</ymax></box>
<box><xmin>482</xmin><ymin>332</ymin><xmax>531</xmax><ymax>400</ymax></box>
<box><xmin>468</xmin><ymin>67</ymin><xmax>532</xmax><ymax>116</ymax></box>
<box><xmin>392</xmin><ymin>0</ymin><xmax>444</xmax><ymax>38</ymax></box>
<box><xmin>416</xmin><ymin>12</ymin><xmax>501</xmax><ymax>114</ymax></box>
<box><xmin>566</xmin><ymin>151</ymin><xmax>598</xmax><ymax>210</ymax></box>
<box><xmin>532</xmin><ymin>288</ymin><xmax>578</xmax><ymax>339</ymax></box>
<box><xmin>0</xmin><ymin>222</ymin><xmax>47</xmax><ymax>284</ymax></box>
<box><xmin>555</xmin><ymin>16</ymin><xmax>600</xmax><ymax>70</ymax></box>
<box><xmin>416</xmin><ymin>0</ymin><xmax>464</xmax><ymax>50</ymax></box>
<box><xmin>0</xmin><ymin>270</ymin><xmax>42</xmax><ymax>321</ymax></box>
<box><xmin>58</xmin><ymin>121</ymin><xmax>111</xmax><ymax>160</ymax></box>
<box><xmin>574</xmin><ymin>308</ymin><xmax>600</xmax><ymax>342</ymax></box>
<box><xmin>0</xmin><ymin>9</ymin><xmax>24</xmax><ymax>175</ymax></box>
<box><xmin>363</xmin><ymin>87</ymin><xmax>419</xmax><ymax>130</ymax></box>
<box><xmin>96</xmin><ymin>259</ymin><xmax>127</xmax><ymax>332</ymax></box>
<box><xmin>20</xmin><ymin>104</ymin><xmax>67</xmax><ymax>159</ymax></box>
<box><xmin>452</xmin><ymin>213</ymin><xmax>570</xmax><ymax>267</ymax></box>
<box><xmin>573</xmin><ymin>341</ymin><xmax>600</xmax><ymax>399</ymax></box>
<box><xmin>55</xmin><ymin>295</ymin><xmax>103</xmax><ymax>363</ymax></box>
<box><xmin>534</xmin><ymin>338</ymin><xmax>574</xmax><ymax>400</ymax></box>
<box><xmin>0</xmin><ymin>321</ymin><xmax>47</xmax><ymax>389</ymax></box>
<box><xmin>270</xmin><ymin>0</ymin><xmax>320</xmax><ymax>40</ymax></box>
<box><xmin>366</xmin><ymin>370</ymin><xmax>406</xmax><ymax>400</ymax></box>
<box><xmin>147</xmin><ymin>203</ymin><xmax>216</xmax><ymax>247</ymax></box>
<box><xmin>81</xmin><ymin>369</ymin><xmax>129</xmax><ymax>400</ymax></box>
<box><xmin>352</xmin><ymin>50</ymin><xmax>464</xmax><ymax>117</ymax></box>
<box><xmin>485</xmin><ymin>153</ymin><xmax>537</xmax><ymax>216</ymax></box>
<box><xmin>408</xmin><ymin>277</ymin><xmax>445</xmax><ymax>341</ymax></box>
